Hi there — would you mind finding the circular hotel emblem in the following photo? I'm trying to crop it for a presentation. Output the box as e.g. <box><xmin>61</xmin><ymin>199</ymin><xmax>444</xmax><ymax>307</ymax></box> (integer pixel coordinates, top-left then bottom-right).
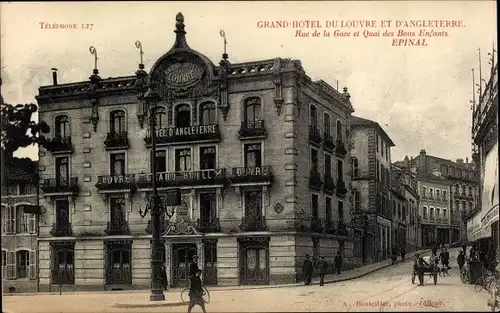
<box><xmin>164</xmin><ymin>62</ymin><xmax>205</xmax><ymax>88</ymax></box>
<box><xmin>274</xmin><ymin>203</ymin><xmax>284</xmax><ymax>214</ymax></box>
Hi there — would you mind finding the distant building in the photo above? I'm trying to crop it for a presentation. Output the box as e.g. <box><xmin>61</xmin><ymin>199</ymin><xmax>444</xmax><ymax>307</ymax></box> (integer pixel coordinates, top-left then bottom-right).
<box><xmin>1</xmin><ymin>158</ymin><xmax>39</xmax><ymax>293</ymax></box>
<box><xmin>350</xmin><ymin>116</ymin><xmax>395</xmax><ymax>262</ymax></box>
<box><xmin>35</xmin><ymin>13</ymin><xmax>357</xmax><ymax>291</ymax></box>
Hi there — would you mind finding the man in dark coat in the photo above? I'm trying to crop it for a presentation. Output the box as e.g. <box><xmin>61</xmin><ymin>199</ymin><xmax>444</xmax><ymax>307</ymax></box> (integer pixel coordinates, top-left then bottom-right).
<box><xmin>189</xmin><ymin>255</ymin><xmax>200</xmax><ymax>277</ymax></box>
<box><xmin>415</xmin><ymin>253</ymin><xmax>430</xmax><ymax>286</ymax></box>
<box><xmin>302</xmin><ymin>254</ymin><xmax>313</xmax><ymax>285</ymax></box>
<box><xmin>400</xmin><ymin>246</ymin><xmax>406</xmax><ymax>262</ymax></box>
<box><xmin>160</xmin><ymin>264</ymin><xmax>168</xmax><ymax>290</ymax></box>
<box><xmin>315</xmin><ymin>256</ymin><xmax>329</xmax><ymax>286</ymax></box>
<box><xmin>188</xmin><ymin>269</ymin><xmax>206</xmax><ymax>313</ymax></box>
<box><xmin>439</xmin><ymin>247</ymin><xmax>450</xmax><ymax>275</ymax></box>
<box><xmin>334</xmin><ymin>251</ymin><xmax>343</xmax><ymax>275</ymax></box>
<box><xmin>457</xmin><ymin>250</ymin><xmax>465</xmax><ymax>271</ymax></box>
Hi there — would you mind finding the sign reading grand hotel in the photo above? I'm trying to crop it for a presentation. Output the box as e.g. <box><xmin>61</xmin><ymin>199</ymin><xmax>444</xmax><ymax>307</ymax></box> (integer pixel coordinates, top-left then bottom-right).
<box><xmin>154</xmin><ymin>125</ymin><xmax>218</xmax><ymax>138</ymax></box>
<box><xmin>140</xmin><ymin>169</ymin><xmax>225</xmax><ymax>182</ymax></box>
<box><xmin>164</xmin><ymin>62</ymin><xmax>204</xmax><ymax>87</ymax></box>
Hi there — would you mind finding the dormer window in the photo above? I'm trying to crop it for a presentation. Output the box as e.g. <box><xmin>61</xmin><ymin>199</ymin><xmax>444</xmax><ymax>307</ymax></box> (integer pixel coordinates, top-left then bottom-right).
<box><xmin>175</xmin><ymin>104</ymin><xmax>191</xmax><ymax>128</ymax></box>
<box><xmin>55</xmin><ymin>115</ymin><xmax>70</xmax><ymax>137</ymax></box>
<box><xmin>199</xmin><ymin>102</ymin><xmax>217</xmax><ymax>125</ymax></box>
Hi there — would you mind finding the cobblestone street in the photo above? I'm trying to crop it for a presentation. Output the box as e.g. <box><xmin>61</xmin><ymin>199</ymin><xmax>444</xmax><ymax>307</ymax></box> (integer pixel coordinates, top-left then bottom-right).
<box><xmin>3</xmin><ymin>249</ymin><xmax>493</xmax><ymax>313</ymax></box>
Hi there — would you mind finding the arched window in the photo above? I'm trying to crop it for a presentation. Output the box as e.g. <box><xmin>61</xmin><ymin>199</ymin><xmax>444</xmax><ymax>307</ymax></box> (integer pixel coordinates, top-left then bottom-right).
<box><xmin>423</xmin><ymin>206</ymin><xmax>428</xmax><ymax>219</ymax></box>
<box><xmin>430</xmin><ymin>207</ymin><xmax>434</xmax><ymax>219</ymax></box>
<box><xmin>55</xmin><ymin>115</ymin><xmax>70</xmax><ymax>138</ymax></box>
<box><xmin>199</xmin><ymin>102</ymin><xmax>217</xmax><ymax>125</ymax></box>
<box><xmin>16</xmin><ymin>250</ymin><xmax>29</xmax><ymax>279</ymax></box>
<box><xmin>310</xmin><ymin>105</ymin><xmax>318</xmax><ymax>128</ymax></box>
<box><xmin>175</xmin><ymin>104</ymin><xmax>191</xmax><ymax>128</ymax></box>
<box><xmin>244</xmin><ymin>98</ymin><xmax>261</xmax><ymax>123</ymax></box>
<box><xmin>110</xmin><ymin>110</ymin><xmax>126</xmax><ymax>133</ymax></box>
<box><xmin>336</xmin><ymin>120</ymin><xmax>343</xmax><ymax>141</ymax></box>
<box><xmin>154</xmin><ymin>107</ymin><xmax>168</xmax><ymax>129</ymax></box>
<box><xmin>324</xmin><ymin>113</ymin><xmax>331</xmax><ymax>136</ymax></box>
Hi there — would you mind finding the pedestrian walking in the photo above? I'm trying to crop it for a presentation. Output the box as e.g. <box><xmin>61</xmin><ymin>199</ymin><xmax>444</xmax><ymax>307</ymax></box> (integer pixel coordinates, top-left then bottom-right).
<box><xmin>160</xmin><ymin>264</ymin><xmax>169</xmax><ymax>290</ymax></box>
<box><xmin>440</xmin><ymin>247</ymin><xmax>450</xmax><ymax>275</ymax></box>
<box><xmin>400</xmin><ymin>246</ymin><xmax>406</xmax><ymax>262</ymax></box>
<box><xmin>415</xmin><ymin>253</ymin><xmax>430</xmax><ymax>286</ymax></box>
<box><xmin>334</xmin><ymin>251</ymin><xmax>343</xmax><ymax>275</ymax></box>
<box><xmin>302</xmin><ymin>254</ymin><xmax>313</xmax><ymax>285</ymax></box>
<box><xmin>315</xmin><ymin>256</ymin><xmax>329</xmax><ymax>286</ymax></box>
<box><xmin>187</xmin><ymin>269</ymin><xmax>207</xmax><ymax>313</ymax></box>
<box><xmin>190</xmin><ymin>255</ymin><xmax>200</xmax><ymax>277</ymax></box>
<box><xmin>457</xmin><ymin>250</ymin><xmax>465</xmax><ymax>271</ymax></box>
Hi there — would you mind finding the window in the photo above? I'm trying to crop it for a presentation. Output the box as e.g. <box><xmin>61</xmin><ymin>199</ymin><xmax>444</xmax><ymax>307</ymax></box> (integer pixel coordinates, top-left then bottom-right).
<box><xmin>376</xmin><ymin>134</ymin><xmax>379</xmax><ymax>152</ymax></box>
<box><xmin>430</xmin><ymin>207</ymin><xmax>434</xmax><ymax>219</ymax></box>
<box><xmin>244</xmin><ymin>144</ymin><xmax>262</xmax><ymax>168</ymax></box>
<box><xmin>200</xmin><ymin>146</ymin><xmax>217</xmax><ymax>170</ymax></box>
<box><xmin>354</xmin><ymin>190</ymin><xmax>361</xmax><ymax>211</ymax></box>
<box><xmin>111</xmin><ymin>153</ymin><xmax>125</xmax><ymax>176</ymax></box>
<box><xmin>324</xmin><ymin>113</ymin><xmax>331</xmax><ymax>135</ymax></box>
<box><xmin>245</xmin><ymin>98</ymin><xmax>262</xmax><ymax>123</ymax></box>
<box><xmin>200</xmin><ymin>193</ymin><xmax>216</xmax><ymax>220</ymax></box>
<box><xmin>310</xmin><ymin>105</ymin><xmax>318</xmax><ymax>128</ymax></box>
<box><xmin>423</xmin><ymin>206</ymin><xmax>428</xmax><ymax>219</ymax></box>
<box><xmin>376</xmin><ymin>161</ymin><xmax>380</xmax><ymax>181</ymax></box>
<box><xmin>16</xmin><ymin>250</ymin><xmax>29</xmax><ymax>279</ymax></box>
<box><xmin>175</xmin><ymin>149</ymin><xmax>191</xmax><ymax>171</ymax></box>
<box><xmin>3</xmin><ymin>205</ymin><xmax>15</xmax><ymax>234</ymax></box>
<box><xmin>245</xmin><ymin>191</ymin><xmax>262</xmax><ymax>217</ymax></box>
<box><xmin>429</xmin><ymin>188</ymin><xmax>434</xmax><ymax>198</ymax></box>
<box><xmin>436</xmin><ymin>208</ymin><xmax>440</xmax><ymax>218</ymax></box>
<box><xmin>381</xmin><ymin>140</ymin><xmax>384</xmax><ymax>157</ymax></box>
<box><xmin>110</xmin><ymin>197</ymin><xmax>126</xmax><ymax>224</ymax></box>
<box><xmin>450</xmin><ymin>167</ymin><xmax>455</xmax><ymax>175</ymax></box>
<box><xmin>338</xmin><ymin>201</ymin><xmax>344</xmax><ymax>223</ymax></box>
<box><xmin>16</xmin><ymin>206</ymin><xmax>28</xmax><ymax>233</ymax></box>
<box><xmin>337</xmin><ymin>160</ymin><xmax>344</xmax><ymax>181</ymax></box>
<box><xmin>311</xmin><ymin>148</ymin><xmax>319</xmax><ymax>172</ymax></box>
<box><xmin>351</xmin><ymin>157</ymin><xmax>359</xmax><ymax>178</ymax></box>
<box><xmin>326</xmin><ymin>197</ymin><xmax>332</xmax><ymax>221</ymax></box>
<box><xmin>8</xmin><ymin>184</ymin><xmax>17</xmax><ymax>195</ymax></box>
<box><xmin>55</xmin><ymin>115</ymin><xmax>70</xmax><ymax>137</ymax></box>
<box><xmin>336</xmin><ymin>120</ymin><xmax>343</xmax><ymax>141</ymax></box>
<box><xmin>469</xmin><ymin>201</ymin><xmax>473</xmax><ymax>212</ymax></box>
<box><xmin>436</xmin><ymin>190</ymin><xmax>440</xmax><ymax>199</ymax></box>
<box><xmin>19</xmin><ymin>183</ymin><xmax>35</xmax><ymax>195</ymax></box>
<box><xmin>466</xmin><ymin>186</ymin><xmax>470</xmax><ymax>196</ymax></box>
<box><xmin>152</xmin><ymin>150</ymin><xmax>167</xmax><ymax>173</ymax></box>
<box><xmin>398</xmin><ymin>203</ymin><xmax>402</xmax><ymax>218</ymax></box>
<box><xmin>199</xmin><ymin>102</ymin><xmax>217</xmax><ymax>125</ymax></box>
<box><xmin>443</xmin><ymin>209</ymin><xmax>447</xmax><ymax>218</ymax></box>
<box><xmin>155</xmin><ymin>107</ymin><xmax>168</xmax><ymax>129</ymax></box>
<box><xmin>110</xmin><ymin>110</ymin><xmax>126</xmax><ymax>133</ymax></box>
<box><xmin>311</xmin><ymin>194</ymin><xmax>319</xmax><ymax>219</ymax></box>
<box><xmin>55</xmin><ymin>157</ymin><xmax>69</xmax><ymax>185</ymax></box>
<box><xmin>443</xmin><ymin>190</ymin><xmax>447</xmax><ymax>201</ymax></box>
<box><xmin>325</xmin><ymin>154</ymin><xmax>332</xmax><ymax>177</ymax></box>
<box><xmin>392</xmin><ymin>200</ymin><xmax>397</xmax><ymax>216</ymax></box>
<box><xmin>175</xmin><ymin>104</ymin><xmax>191</xmax><ymax>128</ymax></box>
<box><xmin>2</xmin><ymin>251</ymin><xmax>6</xmax><ymax>268</ymax></box>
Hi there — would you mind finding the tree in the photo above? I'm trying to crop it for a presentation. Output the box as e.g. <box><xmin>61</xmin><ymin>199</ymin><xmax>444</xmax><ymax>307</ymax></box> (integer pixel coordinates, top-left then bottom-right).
<box><xmin>1</xmin><ymin>103</ymin><xmax>51</xmax><ymax>164</ymax></box>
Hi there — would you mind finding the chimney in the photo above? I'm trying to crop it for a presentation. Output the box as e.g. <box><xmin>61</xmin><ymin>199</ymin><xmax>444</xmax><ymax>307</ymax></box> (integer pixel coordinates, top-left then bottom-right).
<box><xmin>456</xmin><ymin>158</ymin><xmax>464</xmax><ymax>164</ymax></box>
<box><xmin>419</xmin><ymin>149</ymin><xmax>427</xmax><ymax>172</ymax></box>
<box><xmin>51</xmin><ymin>68</ymin><xmax>58</xmax><ymax>85</ymax></box>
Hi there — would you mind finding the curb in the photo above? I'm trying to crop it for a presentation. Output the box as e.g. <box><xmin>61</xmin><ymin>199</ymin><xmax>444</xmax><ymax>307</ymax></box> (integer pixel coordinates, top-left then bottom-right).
<box><xmin>113</xmin><ymin>301</ymin><xmax>185</xmax><ymax>309</ymax></box>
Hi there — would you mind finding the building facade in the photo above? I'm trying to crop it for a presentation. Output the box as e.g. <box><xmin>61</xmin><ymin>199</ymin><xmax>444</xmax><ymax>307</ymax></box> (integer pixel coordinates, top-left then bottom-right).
<box><xmin>467</xmin><ymin>60</ymin><xmax>498</xmax><ymax>255</ymax></box>
<box><xmin>350</xmin><ymin>116</ymin><xmax>395</xmax><ymax>262</ymax></box>
<box><xmin>35</xmin><ymin>13</ymin><xmax>356</xmax><ymax>291</ymax></box>
<box><xmin>1</xmin><ymin>159</ymin><xmax>39</xmax><ymax>292</ymax></box>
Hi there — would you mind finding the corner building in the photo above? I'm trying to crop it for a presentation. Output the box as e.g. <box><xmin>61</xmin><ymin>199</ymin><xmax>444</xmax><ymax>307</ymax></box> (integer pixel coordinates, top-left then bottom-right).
<box><xmin>36</xmin><ymin>13</ymin><xmax>355</xmax><ymax>291</ymax></box>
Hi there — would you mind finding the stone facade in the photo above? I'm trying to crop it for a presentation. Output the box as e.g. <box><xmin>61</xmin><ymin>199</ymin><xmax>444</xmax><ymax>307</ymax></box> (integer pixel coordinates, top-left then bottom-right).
<box><xmin>35</xmin><ymin>13</ymin><xmax>356</xmax><ymax>291</ymax></box>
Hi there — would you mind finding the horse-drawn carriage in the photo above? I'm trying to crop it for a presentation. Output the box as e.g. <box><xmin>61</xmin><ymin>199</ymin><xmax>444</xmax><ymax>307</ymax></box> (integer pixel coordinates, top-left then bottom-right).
<box><xmin>411</xmin><ymin>255</ymin><xmax>439</xmax><ymax>285</ymax></box>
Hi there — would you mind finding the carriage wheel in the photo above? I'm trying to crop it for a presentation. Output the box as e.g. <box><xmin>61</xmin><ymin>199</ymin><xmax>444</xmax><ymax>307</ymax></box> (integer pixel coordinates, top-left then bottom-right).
<box><xmin>433</xmin><ymin>274</ymin><xmax>437</xmax><ymax>285</ymax></box>
<box><xmin>412</xmin><ymin>272</ymin><xmax>416</xmax><ymax>284</ymax></box>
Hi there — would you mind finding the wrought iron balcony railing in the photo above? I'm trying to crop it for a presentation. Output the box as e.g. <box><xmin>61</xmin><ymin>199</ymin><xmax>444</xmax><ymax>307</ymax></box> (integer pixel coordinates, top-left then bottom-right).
<box><xmin>336</xmin><ymin>179</ymin><xmax>348</xmax><ymax>197</ymax></box>
<box><xmin>49</xmin><ymin>222</ymin><xmax>72</xmax><ymax>237</ymax></box>
<box><xmin>197</xmin><ymin>217</ymin><xmax>221</xmax><ymax>233</ymax></box>
<box><xmin>48</xmin><ymin>135</ymin><xmax>73</xmax><ymax>154</ymax></box>
<box><xmin>309</xmin><ymin>126</ymin><xmax>322</xmax><ymax>146</ymax></box>
<box><xmin>239</xmin><ymin>215</ymin><xmax>267</xmax><ymax>232</ymax></box>
<box><xmin>238</xmin><ymin>120</ymin><xmax>267</xmax><ymax>138</ymax></box>
<box><xmin>309</xmin><ymin>170</ymin><xmax>323</xmax><ymax>190</ymax></box>
<box><xmin>136</xmin><ymin>169</ymin><xmax>226</xmax><ymax>188</ymax></box>
<box><xmin>104</xmin><ymin>131</ymin><xmax>129</xmax><ymax>149</ymax></box>
<box><xmin>96</xmin><ymin>174</ymin><xmax>135</xmax><ymax>191</ymax></box>
<box><xmin>335</xmin><ymin>140</ymin><xmax>347</xmax><ymax>157</ymax></box>
<box><xmin>323</xmin><ymin>174</ymin><xmax>335</xmax><ymax>194</ymax></box>
<box><xmin>144</xmin><ymin>124</ymin><xmax>221</xmax><ymax>144</ymax></box>
<box><xmin>230</xmin><ymin>166</ymin><xmax>273</xmax><ymax>184</ymax></box>
<box><xmin>323</xmin><ymin>133</ymin><xmax>335</xmax><ymax>153</ymax></box>
<box><xmin>41</xmin><ymin>177</ymin><xmax>79</xmax><ymax>195</ymax></box>
<box><xmin>104</xmin><ymin>220</ymin><xmax>130</xmax><ymax>235</ymax></box>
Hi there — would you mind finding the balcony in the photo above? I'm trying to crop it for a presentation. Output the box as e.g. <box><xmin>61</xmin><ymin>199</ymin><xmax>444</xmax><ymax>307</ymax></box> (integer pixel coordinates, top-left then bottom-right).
<box><xmin>136</xmin><ymin>169</ymin><xmax>226</xmax><ymax>189</ymax></box>
<box><xmin>238</xmin><ymin>120</ymin><xmax>267</xmax><ymax>139</ymax></box>
<box><xmin>336</xmin><ymin>179</ymin><xmax>348</xmax><ymax>197</ymax></box>
<box><xmin>49</xmin><ymin>222</ymin><xmax>72</xmax><ymax>237</ymax></box>
<box><xmin>324</xmin><ymin>220</ymin><xmax>337</xmax><ymax>235</ymax></box>
<box><xmin>104</xmin><ymin>220</ymin><xmax>130</xmax><ymax>235</ymax></box>
<box><xmin>230</xmin><ymin>166</ymin><xmax>273</xmax><ymax>185</ymax></box>
<box><xmin>337</xmin><ymin>222</ymin><xmax>349</xmax><ymax>236</ymax></box>
<box><xmin>323</xmin><ymin>133</ymin><xmax>335</xmax><ymax>153</ymax></box>
<box><xmin>41</xmin><ymin>177</ymin><xmax>79</xmax><ymax>196</ymax></box>
<box><xmin>196</xmin><ymin>217</ymin><xmax>221</xmax><ymax>233</ymax></box>
<box><xmin>144</xmin><ymin>124</ymin><xmax>221</xmax><ymax>145</ymax></box>
<box><xmin>48</xmin><ymin>136</ymin><xmax>73</xmax><ymax>154</ymax></box>
<box><xmin>309</xmin><ymin>126</ymin><xmax>322</xmax><ymax>146</ymax></box>
<box><xmin>335</xmin><ymin>140</ymin><xmax>348</xmax><ymax>157</ymax></box>
<box><xmin>323</xmin><ymin>174</ymin><xmax>335</xmax><ymax>194</ymax></box>
<box><xmin>96</xmin><ymin>174</ymin><xmax>135</xmax><ymax>192</ymax></box>
<box><xmin>239</xmin><ymin>215</ymin><xmax>267</xmax><ymax>232</ymax></box>
<box><xmin>309</xmin><ymin>170</ymin><xmax>323</xmax><ymax>191</ymax></box>
<box><xmin>104</xmin><ymin>132</ymin><xmax>129</xmax><ymax>150</ymax></box>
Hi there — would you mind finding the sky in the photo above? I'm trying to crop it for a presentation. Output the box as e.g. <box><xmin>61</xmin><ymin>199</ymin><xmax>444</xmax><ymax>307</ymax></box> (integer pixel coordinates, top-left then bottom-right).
<box><xmin>0</xmin><ymin>1</ymin><xmax>497</xmax><ymax>163</ymax></box>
